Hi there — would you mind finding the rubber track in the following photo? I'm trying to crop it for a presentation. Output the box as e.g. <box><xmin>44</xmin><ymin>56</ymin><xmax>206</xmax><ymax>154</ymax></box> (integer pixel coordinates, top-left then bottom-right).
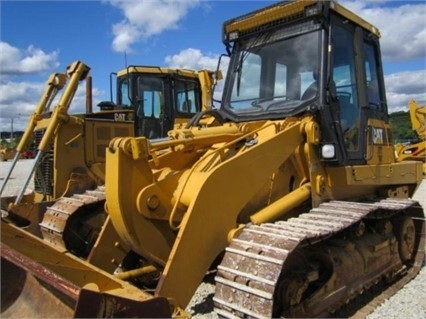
<box><xmin>39</xmin><ymin>186</ymin><xmax>106</xmax><ymax>249</ymax></box>
<box><xmin>213</xmin><ymin>198</ymin><xmax>425</xmax><ymax>318</ymax></box>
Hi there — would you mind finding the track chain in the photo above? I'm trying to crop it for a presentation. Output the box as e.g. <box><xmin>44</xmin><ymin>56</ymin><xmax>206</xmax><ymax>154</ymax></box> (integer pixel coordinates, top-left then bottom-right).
<box><xmin>213</xmin><ymin>198</ymin><xmax>425</xmax><ymax>318</ymax></box>
<box><xmin>39</xmin><ymin>186</ymin><xmax>106</xmax><ymax>250</ymax></box>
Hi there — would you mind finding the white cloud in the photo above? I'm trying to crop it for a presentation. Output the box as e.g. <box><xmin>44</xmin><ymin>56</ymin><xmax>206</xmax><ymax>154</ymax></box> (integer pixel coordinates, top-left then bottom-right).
<box><xmin>0</xmin><ymin>41</ymin><xmax>60</xmax><ymax>131</ymax></box>
<box><xmin>341</xmin><ymin>1</ymin><xmax>426</xmax><ymax>61</ymax></box>
<box><xmin>0</xmin><ymin>81</ymin><xmax>46</xmax><ymax>133</ymax></box>
<box><xmin>111</xmin><ymin>21</ymin><xmax>142</xmax><ymax>53</ymax></box>
<box><xmin>385</xmin><ymin>69</ymin><xmax>426</xmax><ymax>113</ymax></box>
<box><xmin>0</xmin><ymin>78</ymin><xmax>104</xmax><ymax>132</ymax></box>
<box><xmin>0</xmin><ymin>81</ymin><xmax>42</xmax><ymax>106</ymax></box>
<box><xmin>108</xmin><ymin>0</ymin><xmax>202</xmax><ymax>52</ymax></box>
<box><xmin>0</xmin><ymin>42</ymin><xmax>59</xmax><ymax>75</ymax></box>
<box><xmin>164</xmin><ymin>48</ymin><xmax>219</xmax><ymax>70</ymax></box>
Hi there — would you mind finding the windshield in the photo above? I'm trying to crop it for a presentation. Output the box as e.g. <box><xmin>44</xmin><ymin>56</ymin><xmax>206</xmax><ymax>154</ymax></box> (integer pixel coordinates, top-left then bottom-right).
<box><xmin>222</xmin><ymin>28</ymin><xmax>321</xmax><ymax>120</ymax></box>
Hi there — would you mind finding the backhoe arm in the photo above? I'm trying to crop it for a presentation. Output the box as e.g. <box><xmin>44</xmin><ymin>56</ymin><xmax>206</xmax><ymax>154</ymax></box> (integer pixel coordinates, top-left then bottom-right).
<box><xmin>408</xmin><ymin>99</ymin><xmax>426</xmax><ymax>141</ymax></box>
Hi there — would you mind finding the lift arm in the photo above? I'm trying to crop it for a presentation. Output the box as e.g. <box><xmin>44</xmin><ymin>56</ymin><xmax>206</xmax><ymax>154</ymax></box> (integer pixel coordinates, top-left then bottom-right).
<box><xmin>0</xmin><ymin>73</ymin><xmax>67</xmax><ymax>197</ymax></box>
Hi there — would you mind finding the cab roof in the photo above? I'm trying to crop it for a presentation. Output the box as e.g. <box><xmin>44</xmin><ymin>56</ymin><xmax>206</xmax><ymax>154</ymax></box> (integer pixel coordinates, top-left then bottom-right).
<box><xmin>117</xmin><ymin>66</ymin><xmax>202</xmax><ymax>78</ymax></box>
<box><xmin>223</xmin><ymin>0</ymin><xmax>380</xmax><ymax>43</ymax></box>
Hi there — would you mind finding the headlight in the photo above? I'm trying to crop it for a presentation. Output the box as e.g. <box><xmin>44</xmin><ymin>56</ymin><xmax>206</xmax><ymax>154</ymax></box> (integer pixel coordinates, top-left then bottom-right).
<box><xmin>321</xmin><ymin>144</ymin><xmax>335</xmax><ymax>159</ymax></box>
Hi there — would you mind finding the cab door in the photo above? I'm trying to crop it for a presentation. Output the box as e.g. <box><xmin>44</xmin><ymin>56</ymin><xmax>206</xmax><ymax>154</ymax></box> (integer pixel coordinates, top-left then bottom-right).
<box><xmin>331</xmin><ymin>14</ymin><xmax>391</xmax><ymax>165</ymax></box>
<box><xmin>136</xmin><ymin>76</ymin><xmax>168</xmax><ymax>139</ymax></box>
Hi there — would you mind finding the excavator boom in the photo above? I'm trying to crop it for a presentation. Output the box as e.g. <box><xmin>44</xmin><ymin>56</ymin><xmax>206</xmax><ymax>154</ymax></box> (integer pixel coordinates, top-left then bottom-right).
<box><xmin>395</xmin><ymin>100</ymin><xmax>426</xmax><ymax>173</ymax></box>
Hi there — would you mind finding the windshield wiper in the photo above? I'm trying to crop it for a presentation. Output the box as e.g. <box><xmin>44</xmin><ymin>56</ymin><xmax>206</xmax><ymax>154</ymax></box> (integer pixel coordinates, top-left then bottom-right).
<box><xmin>251</xmin><ymin>97</ymin><xmax>274</xmax><ymax>107</ymax></box>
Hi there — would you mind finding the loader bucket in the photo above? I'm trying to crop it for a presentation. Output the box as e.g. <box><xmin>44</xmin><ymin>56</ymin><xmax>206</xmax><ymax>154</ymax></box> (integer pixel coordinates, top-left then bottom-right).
<box><xmin>1</xmin><ymin>248</ymin><xmax>77</xmax><ymax>318</ymax></box>
<box><xmin>73</xmin><ymin>287</ymin><xmax>172</xmax><ymax>318</ymax></box>
<box><xmin>1</xmin><ymin>222</ymin><xmax>172</xmax><ymax>318</ymax></box>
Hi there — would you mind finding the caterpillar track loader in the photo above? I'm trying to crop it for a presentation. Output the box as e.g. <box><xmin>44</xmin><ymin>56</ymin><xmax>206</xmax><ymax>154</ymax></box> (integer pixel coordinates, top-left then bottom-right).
<box><xmin>395</xmin><ymin>100</ymin><xmax>426</xmax><ymax>174</ymax></box>
<box><xmin>2</xmin><ymin>1</ymin><xmax>425</xmax><ymax>318</ymax></box>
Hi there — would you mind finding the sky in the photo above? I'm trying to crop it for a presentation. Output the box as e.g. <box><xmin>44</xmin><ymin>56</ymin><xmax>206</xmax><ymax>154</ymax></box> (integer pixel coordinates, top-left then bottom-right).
<box><xmin>0</xmin><ymin>0</ymin><xmax>425</xmax><ymax>132</ymax></box>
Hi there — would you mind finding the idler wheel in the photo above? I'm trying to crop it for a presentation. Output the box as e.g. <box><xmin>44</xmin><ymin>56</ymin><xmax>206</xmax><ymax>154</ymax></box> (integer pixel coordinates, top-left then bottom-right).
<box><xmin>394</xmin><ymin>217</ymin><xmax>415</xmax><ymax>262</ymax></box>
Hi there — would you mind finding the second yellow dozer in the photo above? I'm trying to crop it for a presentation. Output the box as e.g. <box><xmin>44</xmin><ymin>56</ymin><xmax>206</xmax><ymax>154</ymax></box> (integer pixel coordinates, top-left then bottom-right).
<box><xmin>2</xmin><ymin>1</ymin><xmax>425</xmax><ymax>318</ymax></box>
<box><xmin>0</xmin><ymin>61</ymin><xmax>219</xmax><ymax>203</ymax></box>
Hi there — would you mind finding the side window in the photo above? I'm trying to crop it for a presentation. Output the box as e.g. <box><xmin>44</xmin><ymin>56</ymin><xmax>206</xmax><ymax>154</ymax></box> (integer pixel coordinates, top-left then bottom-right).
<box><xmin>175</xmin><ymin>79</ymin><xmax>201</xmax><ymax>114</ymax></box>
<box><xmin>142</xmin><ymin>91</ymin><xmax>162</xmax><ymax>117</ymax></box>
<box><xmin>118</xmin><ymin>79</ymin><xmax>131</xmax><ymax>107</ymax></box>
<box><xmin>364</xmin><ymin>42</ymin><xmax>382</xmax><ymax>110</ymax></box>
<box><xmin>332</xmin><ymin>24</ymin><xmax>360</xmax><ymax>151</ymax></box>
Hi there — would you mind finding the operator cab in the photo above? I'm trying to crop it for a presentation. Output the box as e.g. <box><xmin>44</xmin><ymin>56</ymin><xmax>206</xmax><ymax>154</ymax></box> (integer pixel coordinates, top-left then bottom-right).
<box><xmin>220</xmin><ymin>1</ymin><xmax>389</xmax><ymax>166</ymax></box>
<box><xmin>115</xmin><ymin>67</ymin><xmax>204</xmax><ymax>139</ymax></box>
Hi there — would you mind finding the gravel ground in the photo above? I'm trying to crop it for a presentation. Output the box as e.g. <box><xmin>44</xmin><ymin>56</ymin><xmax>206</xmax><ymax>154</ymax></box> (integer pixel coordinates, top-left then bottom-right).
<box><xmin>1</xmin><ymin>159</ymin><xmax>425</xmax><ymax>318</ymax></box>
<box><xmin>0</xmin><ymin>158</ymin><xmax>35</xmax><ymax>198</ymax></box>
<box><xmin>366</xmin><ymin>266</ymin><xmax>426</xmax><ymax>319</ymax></box>
<box><xmin>365</xmin><ymin>178</ymin><xmax>426</xmax><ymax>319</ymax></box>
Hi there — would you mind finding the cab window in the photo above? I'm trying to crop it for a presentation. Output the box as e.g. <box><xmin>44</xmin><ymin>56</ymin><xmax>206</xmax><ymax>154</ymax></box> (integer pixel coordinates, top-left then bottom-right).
<box><xmin>118</xmin><ymin>79</ymin><xmax>131</xmax><ymax>107</ymax></box>
<box><xmin>175</xmin><ymin>79</ymin><xmax>201</xmax><ymax>114</ymax></box>
<box><xmin>364</xmin><ymin>42</ymin><xmax>382</xmax><ymax>110</ymax></box>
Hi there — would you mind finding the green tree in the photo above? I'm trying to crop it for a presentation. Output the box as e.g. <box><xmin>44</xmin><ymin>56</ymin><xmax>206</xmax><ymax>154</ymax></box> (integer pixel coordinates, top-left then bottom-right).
<box><xmin>389</xmin><ymin>111</ymin><xmax>417</xmax><ymax>143</ymax></box>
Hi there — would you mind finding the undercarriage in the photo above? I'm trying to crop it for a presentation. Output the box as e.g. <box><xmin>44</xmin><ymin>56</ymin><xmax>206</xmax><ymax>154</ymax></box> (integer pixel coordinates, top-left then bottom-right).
<box><xmin>214</xmin><ymin>199</ymin><xmax>425</xmax><ymax>318</ymax></box>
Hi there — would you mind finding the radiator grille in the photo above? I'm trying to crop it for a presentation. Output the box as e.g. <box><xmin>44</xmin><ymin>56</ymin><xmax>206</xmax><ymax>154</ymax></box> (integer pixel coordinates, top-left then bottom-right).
<box><xmin>33</xmin><ymin>129</ymin><xmax>54</xmax><ymax>196</ymax></box>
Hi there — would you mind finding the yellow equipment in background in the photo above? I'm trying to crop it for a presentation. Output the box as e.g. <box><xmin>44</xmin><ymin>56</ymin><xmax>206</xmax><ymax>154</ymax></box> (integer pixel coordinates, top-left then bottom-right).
<box><xmin>1</xmin><ymin>1</ymin><xmax>424</xmax><ymax>318</ymax></box>
<box><xmin>395</xmin><ymin>99</ymin><xmax>426</xmax><ymax>173</ymax></box>
<box><xmin>0</xmin><ymin>147</ymin><xmax>17</xmax><ymax>161</ymax></box>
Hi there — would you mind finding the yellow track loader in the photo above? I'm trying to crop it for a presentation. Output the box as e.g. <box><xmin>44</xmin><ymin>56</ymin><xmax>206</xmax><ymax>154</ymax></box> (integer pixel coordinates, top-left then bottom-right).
<box><xmin>1</xmin><ymin>1</ymin><xmax>424</xmax><ymax>318</ymax></box>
